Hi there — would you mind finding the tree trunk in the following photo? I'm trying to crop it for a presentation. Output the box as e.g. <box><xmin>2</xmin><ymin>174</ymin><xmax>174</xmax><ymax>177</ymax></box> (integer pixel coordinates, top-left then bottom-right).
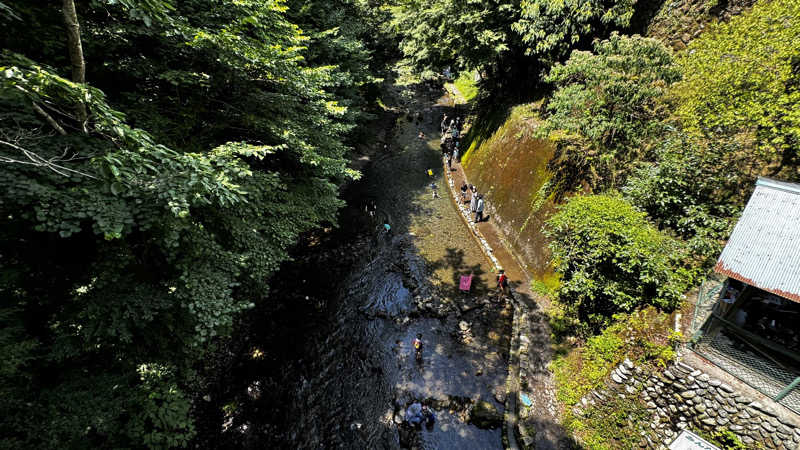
<box><xmin>62</xmin><ymin>0</ymin><xmax>85</xmax><ymax>83</ymax></box>
<box><xmin>62</xmin><ymin>0</ymin><xmax>88</xmax><ymax>132</ymax></box>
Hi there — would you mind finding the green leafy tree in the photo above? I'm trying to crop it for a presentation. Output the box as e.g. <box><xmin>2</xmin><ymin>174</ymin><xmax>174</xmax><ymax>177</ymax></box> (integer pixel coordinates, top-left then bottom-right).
<box><xmin>673</xmin><ymin>0</ymin><xmax>800</xmax><ymax>179</ymax></box>
<box><xmin>390</xmin><ymin>0</ymin><xmax>524</xmax><ymax>81</ymax></box>
<box><xmin>624</xmin><ymin>132</ymin><xmax>742</xmax><ymax>262</ymax></box>
<box><xmin>514</xmin><ymin>0</ymin><xmax>636</xmax><ymax>62</ymax></box>
<box><xmin>537</xmin><ymin>33</ymin><xmax>680</xmax><ymax>193</ymax></box>
<box><xmin>286</xmin><ymin>0</ymin><xmax>383</xmax><ymax>128</ymax></box>
<box><xmin>0</xmin><ymin>0</ymin><xmax>367</xmax><ymax>447</ymax></box>
<box><xmin>545</xmin><ymin>194</ymin><xmax>694</xmax><ymax>332</ymax></box>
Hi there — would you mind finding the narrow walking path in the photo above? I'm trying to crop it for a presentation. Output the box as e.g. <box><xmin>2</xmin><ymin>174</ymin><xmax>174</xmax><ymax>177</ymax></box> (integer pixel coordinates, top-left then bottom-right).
<box><xmin>442</xmin><ymin>84</ymin><xmax>574</xmax><ymax>450</ymax></box>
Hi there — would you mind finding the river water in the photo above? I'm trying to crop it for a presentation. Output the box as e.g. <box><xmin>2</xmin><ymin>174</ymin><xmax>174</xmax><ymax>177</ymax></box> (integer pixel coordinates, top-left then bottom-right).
<box><xmin>198</xmin><ymin>79</ymin><xmax>512</xmax><ymax>449</ymax></box>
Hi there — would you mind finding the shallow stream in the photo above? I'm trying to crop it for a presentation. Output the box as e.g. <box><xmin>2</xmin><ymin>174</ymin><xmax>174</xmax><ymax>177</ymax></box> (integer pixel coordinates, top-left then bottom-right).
<box><xmin>201</xmin><ymin>80</ymin><xmax>512</xmax><ymax>449</ymax></box>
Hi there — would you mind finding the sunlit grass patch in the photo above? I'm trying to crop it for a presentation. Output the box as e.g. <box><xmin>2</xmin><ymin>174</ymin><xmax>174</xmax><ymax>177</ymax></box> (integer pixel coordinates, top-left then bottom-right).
<box><xmin>454</xmin><ymin>71</ymin><xmax>478</xmax><ymax>102</ymax></box>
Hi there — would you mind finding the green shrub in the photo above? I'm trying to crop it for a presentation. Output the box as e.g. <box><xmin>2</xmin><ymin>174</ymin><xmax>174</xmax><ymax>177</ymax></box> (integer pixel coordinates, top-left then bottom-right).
<box><xmin>545</xmin><ymin>194</ymin><xmax>694</xmax><ymax>332</ymax></box>
<box><xmin>530</xmin><ymin>272</ymin><xmax>560</xmax><ymax>298</ymax></box>
<box><xmin>565</xmin><ymin>394</ymin><xmax>651</xmax><ymax>450</ymax></box>
<box><xmin>551</xmin><ymin>308</ymin><xmax>677</xmax><ymax>406</ymax></box>
<box><xmin>695</xmin><ymin>428</ymin><xmax>750</xmax><ymax>450</ymax></box>
<box><xmin>623</xmin><ymin>132</ymin><xmax>741</xmax><ymax>264</ymax></box>
<box><xmin>514</xmin><ymin>0</ymin><xmax>637</xmax><ymax>62</ymax></box>
<box><xmin>537</xmin><ymin>33</ymin><xmax>680</xmax><ymax>193</ymax></box>
<box><xmin>713</xmin><ymin>429</ymin><xmax>748</xmax><ymax>450</ymax></box>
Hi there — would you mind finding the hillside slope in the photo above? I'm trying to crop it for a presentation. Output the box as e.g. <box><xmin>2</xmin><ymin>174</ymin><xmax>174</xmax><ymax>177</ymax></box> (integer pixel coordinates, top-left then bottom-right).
<box><xmin>461</xmin><ymin>104</ymin><xmax>556</xmax><ymax>281</ymax></box>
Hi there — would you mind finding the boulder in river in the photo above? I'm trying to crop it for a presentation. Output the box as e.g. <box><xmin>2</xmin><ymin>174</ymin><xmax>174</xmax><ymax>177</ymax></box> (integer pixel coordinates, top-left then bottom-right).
<box><xmin>468</xmin><ymin>400</ymin><xmax>503</xmax><ymax>429</ymax></box>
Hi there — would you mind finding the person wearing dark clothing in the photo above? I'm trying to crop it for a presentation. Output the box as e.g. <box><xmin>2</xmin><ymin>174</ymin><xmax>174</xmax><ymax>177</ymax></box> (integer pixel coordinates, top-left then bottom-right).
<box><xmin>421</xmin><ymin>404</ymin><xmax>436</xmax><ymax>428</ymax></box>
<box><xmin>460</xmin><ymin>182</ymin><xmax>468</xmax><ymax>203</ymax></box>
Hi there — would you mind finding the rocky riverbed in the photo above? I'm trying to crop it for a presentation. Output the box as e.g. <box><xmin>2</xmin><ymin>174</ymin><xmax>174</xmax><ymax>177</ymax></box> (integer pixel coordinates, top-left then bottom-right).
<box><xmin>195</xmin><ymin>75</ymin><xmax>513</xmax><ymax>449</ymax></box>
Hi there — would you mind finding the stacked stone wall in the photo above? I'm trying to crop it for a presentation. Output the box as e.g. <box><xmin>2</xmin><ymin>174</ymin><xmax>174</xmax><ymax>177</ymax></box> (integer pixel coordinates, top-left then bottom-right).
<box><xmin>575</xmin><ymin>359</ymin><xmax>800</xmax><ymax>449</ymax></box>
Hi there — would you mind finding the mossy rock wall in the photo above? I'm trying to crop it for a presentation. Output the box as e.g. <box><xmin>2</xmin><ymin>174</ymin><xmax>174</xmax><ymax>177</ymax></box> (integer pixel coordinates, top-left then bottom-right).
<box><xmin>574</xmin><ymin>359</ymin><xmax>800</xmax><ymax>449</ymax></box>
<box><xmin>645</xmin><ymin>0</ymin><xmax>757</xmax><ymax>51</ymax></box>
<box><xmin>461</xmin><ymin>104</ymin><xmax>556</xmax><ymax>279</ymax></box>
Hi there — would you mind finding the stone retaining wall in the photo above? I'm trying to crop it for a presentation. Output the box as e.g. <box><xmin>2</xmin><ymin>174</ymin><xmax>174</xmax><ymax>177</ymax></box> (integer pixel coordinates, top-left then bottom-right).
<box><xmin>575</xmin><ymin>359</ymin><xmax>800</xmax><ymax>449</ymax></box>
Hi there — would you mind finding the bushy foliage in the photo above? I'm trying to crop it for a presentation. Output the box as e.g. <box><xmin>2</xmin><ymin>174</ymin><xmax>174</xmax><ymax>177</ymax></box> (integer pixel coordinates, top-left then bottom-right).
<box><xmin>454</xmin><ymin>70</ymin><xmax>479</xmax><ymax>102</ymax></box>
<box><xmin>390</xmin><ymin>0</ymin><xmax>642</xmax><ymax>93</ymax></box>
<box><xmin>624</xmin><ymin>132</ymin><xmax>742</xmax><ymax>262</ymax></box>
<box><xmin>551</xmin><ymin>308</ymin><xmax>676</xmax><ymax>405</ymax></box>
<box><xmin>544</xmin><ymin>194</ymin><xmax>693</xmax><ymax>331</ymax></box>
<box><xmin>538</xmin><ymin>33</ymin><xmax>680</xmax><ymax>193</ymax></box>
<box><xmin>286</xmin><ymin>0</ymin><xmax>384</xmax><ymax>126</ymax></box>
<box><xmin>514</xmin><ymin>0</ymin><xmax>636</xmax><ymax>61</ymax></box>
<box><xmin>0</xmin><ymin>0</ymin><xmax>374</xmax><ymax>447</ymax></box>
<box><xmin>673</xmin><ymin>0</ymin><xmax>800</xmax><ymax>179</ymax></box>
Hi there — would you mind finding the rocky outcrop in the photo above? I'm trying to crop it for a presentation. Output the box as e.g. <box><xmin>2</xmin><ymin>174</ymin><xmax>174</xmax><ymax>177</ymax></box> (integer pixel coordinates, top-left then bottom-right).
<box><xmin>470</xmin><ymin>400</ymin><xmax>504</xmax><ymax>429</ymax></box>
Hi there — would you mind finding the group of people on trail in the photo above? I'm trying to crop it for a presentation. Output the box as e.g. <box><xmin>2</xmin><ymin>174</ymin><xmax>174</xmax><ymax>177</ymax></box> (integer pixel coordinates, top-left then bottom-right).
<box><xmin>461</xmin><ymin>182</ymin><xmax>485</xmax><ymax>223</ymax></box>
<box><xmin>440</xmin><ymin>114</ymin><xmax>462</xmax><ymax>171</ymax></box>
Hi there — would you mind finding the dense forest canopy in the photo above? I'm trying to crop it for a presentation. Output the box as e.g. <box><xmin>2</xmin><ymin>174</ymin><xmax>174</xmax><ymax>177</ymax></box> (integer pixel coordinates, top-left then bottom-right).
<box><xmin>2</xmin><ymin>0</ymin><xmax>799</xmax><ymax>447</ymax></box>
<box><xmin>389</xmin><ymin>0</ymin><xmax>641</xmax><ymax>94</ymax></box>
<box><xmin>0</xmin><ymin>0</ymin><xmax>385</xmax><ymax>446</ymax></box>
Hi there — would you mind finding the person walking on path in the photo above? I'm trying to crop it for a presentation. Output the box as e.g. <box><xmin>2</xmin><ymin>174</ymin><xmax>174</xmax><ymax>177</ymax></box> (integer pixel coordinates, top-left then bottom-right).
<box><xmin>475</xmin><ymin>194</ymin><xmax>485</xmax><ymax>223</ymax></box>
<box><xmin>453</xmin><ymin>142</ymin><xmax>459</xmax><ymax>164</ymax></box>
<box><xmin>496</xmin><ymin>269</ymin><xmax>509</xmax><ymax>295</ymax></box>
<box><xmin>441</xmin><ymin>114</ymin><xmax>448</xmax><ymax>134</ymax></box>
<box><xmin>469</xmin><ymin>188</ymin><xmax>478</xmax><ymax>213</ymax></box>
<box><xmin>460</xmin><ymin>182</ymin><xmax>468</xmax><ymax>203</ymax></box>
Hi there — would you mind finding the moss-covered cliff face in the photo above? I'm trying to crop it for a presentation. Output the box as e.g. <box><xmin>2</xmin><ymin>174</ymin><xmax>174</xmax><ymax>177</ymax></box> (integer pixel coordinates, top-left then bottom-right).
<box><xmin>644</xmin><ymin>0</ymin><xmax>757</xmax><ymax>50</ymax></box>
<box><xmin>461</xmin><ymin>104</ymin><xmax>556</xmax><ymax>280</ymax></box>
